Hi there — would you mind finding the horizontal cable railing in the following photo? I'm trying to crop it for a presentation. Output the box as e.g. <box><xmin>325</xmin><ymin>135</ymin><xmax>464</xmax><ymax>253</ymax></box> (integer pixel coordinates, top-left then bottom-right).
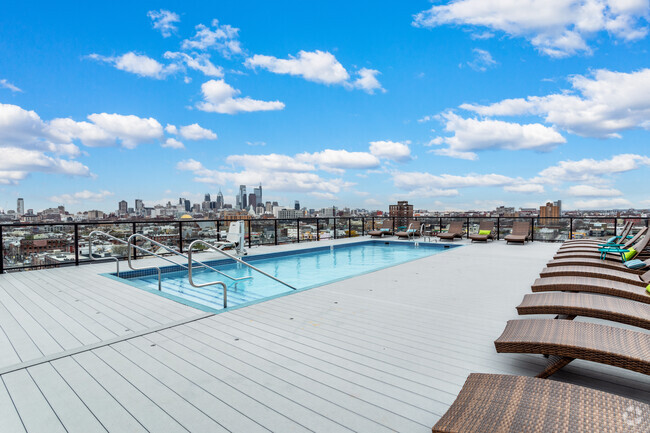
<box><xmin>2</xmin><ymin>216</ymin><xmax>648</xmax><ymax>273</ymax></box>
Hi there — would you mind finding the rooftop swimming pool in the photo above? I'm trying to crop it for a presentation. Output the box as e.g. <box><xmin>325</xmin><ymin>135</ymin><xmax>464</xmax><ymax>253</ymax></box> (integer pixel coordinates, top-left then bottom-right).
<box><xmin>109</xmin><ymin>240</ymin><xmax>459</xmax><ymax>312</ymax></box>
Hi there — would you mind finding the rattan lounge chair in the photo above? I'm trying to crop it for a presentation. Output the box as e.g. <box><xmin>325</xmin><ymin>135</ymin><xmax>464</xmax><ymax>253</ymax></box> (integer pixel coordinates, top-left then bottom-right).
<box><xmin>432</xmin><ymin>373</ymin><xmax>650</xmax><ymax>433</ymax></box>
<box><xmin>552</xmin><ymin>227</ymin><xmax>648</xmax><ymax>261</ymax></box>
<box><xmin>546</xmin><ymin>256</ymin><xmax>649</xmax><ymax>272</ymax></box>
<box><xmin>559</xmin><ymin>221</ymin><xmax>633</xmax><ymax>248</ymax></box>
<box><xmin>436</xmin><ymin>221</ymin><xmax>464</xmax><ymax>241</ymax></box>
<box><xmin>539</xmin><ymin>264</ymin><xmax>650</xmax><ymax>286</ymax></box>
<box><xmin>555</xmin><ymin>226</ymin><xmax>647</xmax><ymax>256</ymax></box>
<box><xmin>494</xmin><ymin>318</ymin><xmax>650</xmax><ymax>378</ymax></box>
<box><xmin>517</xmin><ymin>292</ymin><xmax>650</xmax><ymax>330</ymax></box>
<box><xmin>395</xmin><ymin>221</ymin><xmax>421</xmax><ymax>239</ymax></box>
<box><xmin>504</xmin><ymin>221</ymin><xmax>530</xmax><ymax>244</ymax></box>
<box><xmin>468</xmin><ymin>220</ymin><xmax>494</xmax><ymax>243</ymax></box>
<box><xmin>532</xmin><ymin>276</ymin><xmax>650</xmax><ymax>304</ymax></box>
<box><xmin>368</xmin><ymin>220</ymin><xmax>393</xmax><ymax>238</ymax></box>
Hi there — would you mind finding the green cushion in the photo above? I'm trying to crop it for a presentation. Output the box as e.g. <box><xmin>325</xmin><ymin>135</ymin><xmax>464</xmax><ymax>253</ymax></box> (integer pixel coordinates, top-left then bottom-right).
<box><xmin>478</xmin><ymin>230</ymin><xmax>491</xmax><ymax>235</ymax></box>
<box><xmin>623</xmin><ymin>248</ymin><xmax>637</xmax><ymax>261</ymax></box>
<box><xmin>647</xmin><ymin>284</ymin><xmax>650</xmax><ymax>295</ymax></box>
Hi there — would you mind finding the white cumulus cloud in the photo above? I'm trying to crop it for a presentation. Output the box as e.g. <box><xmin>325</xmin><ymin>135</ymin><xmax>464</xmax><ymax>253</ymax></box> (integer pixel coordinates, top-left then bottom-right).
<box><xmin>461</xmin><ymin>68</ymin><xmax>650</xmax><ymax>138</ymax></box>
<box><xmin>196</xmin><ymin>79</ymin><xmax>285</xmax><ymax>114</ymax></box>
<box><xmin>0</xmin><ymin>79</ymin><xmax>22</xmax><ymax>92</ymax></box>
<box><xmin>49</xmin><ymin>190</ymin><xmax>114</xmax><ymax>204</ymax></box>
<box><xmin>147</xmin><ymin>9</ymin><xmax>180</xmax><ymax>38</ymax></box>
<box><xmin>369</xmin><ymin>140</ymin><xmax>412</xmax><ymax>162</ymax></box>
<box><xmin>432</xmin><ymin>112</ymin><xmax>566</xmax><ymax>159</ymax></box>
<box><xmin>413</xmin><ymin>0</ymin><xmax>650</xmax><ymax>57</ymax></box>
<box><xmin>88</xmin><ymin>52</ymin><xmax>180</xmax><ymax>79</ymax></box>
<box><xmin>297</xmin><ymin>149</ymin><xmax>381</xmax><ymax>171</ymax></box>
<box><xmin>466</xmin><ymin>48</ymin><xmax>497</xmax><ymax>71</ymax></box>
<box><xmin>163</xmin><ymin>52</ymin><xmax>224</xmax><ymax>77</ymax></box>
<box><xmin>161</xmin><ymin>138</ymin><xmax>185</xmax><ymax>149</ymax></box>
<box><xmin>539</xmin><ymin>154</ymin><xmax>650</xmax><ymax>183</ymax></box>
<box><xmin>178</xmin><ymin>123</ymin><xmax>218</xmax><ymax>140</ymax></box>
<box><xmin>573</xmin><ymin>198</ymin><xmax>633</xmax><ymax>209</ymax></box>
<box><xmin>567</xmin><ymin>184</ymin><xmax>623</xmax><ymax>196</ymax></box>
<box><xmin>182</xmin><ymin>19</ymin><xmax>243</xmax><ymax>57</ymax></box>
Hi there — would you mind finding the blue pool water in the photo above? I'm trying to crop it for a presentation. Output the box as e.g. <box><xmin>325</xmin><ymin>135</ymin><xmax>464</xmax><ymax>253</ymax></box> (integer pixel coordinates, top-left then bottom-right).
<box><xmin>113</xmin><ymin>241</ymin><xmax>457</xmax><ymax>312</ymax></box>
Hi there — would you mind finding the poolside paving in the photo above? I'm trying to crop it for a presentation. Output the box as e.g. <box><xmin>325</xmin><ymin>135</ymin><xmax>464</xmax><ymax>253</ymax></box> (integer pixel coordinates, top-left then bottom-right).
<box><xmin>0</xmin><ymin>238</ymin><xmax>648</xmax><ymax>432</ymax></box>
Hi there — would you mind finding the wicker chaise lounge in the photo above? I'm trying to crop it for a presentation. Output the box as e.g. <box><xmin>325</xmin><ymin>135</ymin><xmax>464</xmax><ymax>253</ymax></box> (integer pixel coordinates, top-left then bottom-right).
<box><xmin>554</xmin><ymin>226</ymin><xmax>647</xmax><ymax>256</ymax></box>
<box><xmin>558</xmin><ymin>221</ymin><xmax>633</xmax><ymax>249</ymax></box>
<box><xmin>552</xmin><ymin>227</ymin><xmax>649</xmax><ymax>261</ymax></box>
<box><xmin>546</xmin><ymin>256</ymin><xmax>649</xmax><ymax>272</ymax></box>
<box><xmin>504</xmin><ymin>221</ymin><xmax>530</xmax><ymax>244</ymax></box>
<box><xmin>468</xmin><ymin>220</ymin><xmax>494</xmax><ymax>243</ymax></box>
<box><xmin>539</xmin><ymin>263</ymin><xmax>650</xmax><ymax>286</ymax></box>
<box><xmin>368</xmin><ymin>220</ymin><xmax>393</xmax><ymax>238</ymax></box>
<box><xmin>395</xmin><ymin>221</ymin><xmax>421</xmax><ymax>239</ymax></box>
<box><xmin>517</xmin><ymin>292</ymin><xmax>650</xmax><ymax>330</ymax></box>
<box><xmin>432</xmin><ymin>373</ymin><xmax>650</xmax><ymax>433</ymax></box>
<box><xmin>494</xmin><ymin>319</ymin><xmax>650</xmax><ymax>378</ymax></box>
<box><xmin>532</xmin><ymin>276</ymin><xmax>650</xmax><ymax>303</ymax></box>
<box><xmin>436</xmin><ymin>221</ymin><xmax>464</xmax><ymax>241</ymax></box>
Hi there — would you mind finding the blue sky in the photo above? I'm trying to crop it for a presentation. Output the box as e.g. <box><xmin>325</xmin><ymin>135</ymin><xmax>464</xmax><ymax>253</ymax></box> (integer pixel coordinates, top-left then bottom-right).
<box><xmin>1</xmin><ymin>1</ymin><xmax>650</xmax><ymax>213</ymax></box>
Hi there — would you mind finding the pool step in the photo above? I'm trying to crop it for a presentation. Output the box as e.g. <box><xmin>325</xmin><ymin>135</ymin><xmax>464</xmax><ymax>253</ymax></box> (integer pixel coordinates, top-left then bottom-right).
<box><xmin>159</xmin><ymin>279</ymin><xmax>268</xmax><ymax>309</ymax></box>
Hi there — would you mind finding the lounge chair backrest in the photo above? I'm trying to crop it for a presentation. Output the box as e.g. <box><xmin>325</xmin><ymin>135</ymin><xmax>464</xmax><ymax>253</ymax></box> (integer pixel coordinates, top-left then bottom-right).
<box><xmin>447</xmin><ymin>221</ymin><xmax>463</xmax><ymax>234</ymax></box>
<box><xmin>477</xmin><ymin>220</ymin><xmax>494</xmax><ymax>232</ymax></box>
<box><xmin>630</xmin><ymin>227</ymin><xmax>650</xmax><ymax>254</ymax></box>
<box><xmin>511</xmin><ymin>221</ymin><xmax>530</xmax><ymax>236</ymax></box>
<box><xmin>616</xmin><ymin>221</ymin><xmax>633</xmax><ymax>244</ymax></box>
<box><xmin>622</xmin><ymin>226</ymin><xmax>647</xmax><ymax>249</ymax></box>
<box><xmin>407</xmin><ymin>221</ymin><xmax>421</xmax><ymax>233</ymax></box>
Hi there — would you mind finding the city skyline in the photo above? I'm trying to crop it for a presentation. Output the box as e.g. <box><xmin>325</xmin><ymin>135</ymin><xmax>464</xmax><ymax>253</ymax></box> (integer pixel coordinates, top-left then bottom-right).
<box><xmin>1</xmin><ymin>2</ymin><xmax>650</xmax><ymax>213</ymax></box>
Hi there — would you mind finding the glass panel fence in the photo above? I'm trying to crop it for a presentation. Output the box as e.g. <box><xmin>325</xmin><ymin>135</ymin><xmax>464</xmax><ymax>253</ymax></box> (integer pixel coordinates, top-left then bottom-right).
<box><xmin>2</xmin><ymin>224</ymin><xmax>75</xmax><ymax>270</ymax></box>
<box><xmin>135</xmin><ymin>222</ymin><xmax>180</xmax><ymax>254</ymax></box>
<box><xmin>535</xmin><ymin>218</ymin><xmax>570</xmax><ymax>242</ymax></box>
<box><xmin>299</xmin><ymin>218</ymin><xmax>318</xmax><ymax>242</ymax></box>
<box><xmin>250</xmin><ymin>219</ymin><xmax>275</xmax><ymax>246</ymax></box>
<box><xmin>78</xmin><ymin>222</ymin><xmax>133</xmax><ymax>262</ymax></box>
<box><xmin>571</xmin><ymin>218</ymin><xmax>616</xmax><ymax>240</ymax></box>
<box><xmin>350</xmin><ymin>218</ymin><xmax>363</xmax><ymax>237</ymax></box>
<box><xmin>277</xmin><ymin>219</ymin><xmax>298</xmax><ymax>244</ymax></box>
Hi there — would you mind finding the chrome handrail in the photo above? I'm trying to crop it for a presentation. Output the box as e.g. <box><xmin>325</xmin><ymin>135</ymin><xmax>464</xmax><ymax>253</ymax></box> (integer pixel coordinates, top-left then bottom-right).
<box><xmin>188</xmin><ymin>239</ymin><xmax>296</xmax><ymax>291</ymax></box>
<box><xmin>126</xmin><ymin>234</ymin><xmax>249</xmax><ymax>282</ymax></box>
<box><xmin>88</xmin><ymin>230</ymin><xmax>123</xmax><ymax>276</ymax></box>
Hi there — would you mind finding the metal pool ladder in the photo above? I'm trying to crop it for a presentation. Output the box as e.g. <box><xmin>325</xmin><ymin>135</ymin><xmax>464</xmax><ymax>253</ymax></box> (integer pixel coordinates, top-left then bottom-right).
<box><xmin>187</xmin><ymin>240</ymin><xmax>296</xmax><ymax>309</ymax></box>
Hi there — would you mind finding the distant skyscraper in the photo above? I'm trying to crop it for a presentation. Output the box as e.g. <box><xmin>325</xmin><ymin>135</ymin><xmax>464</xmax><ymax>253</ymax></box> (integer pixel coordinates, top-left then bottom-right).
<box><xmin>135</xmin><ymin>199</ymin><xmax>144</xmax><ymax>213</ymax></box>
<box><xmin>294</xmin><ymin>200</ymin><xmax>300</xmax><ymax>210</ymax></box>
<box><xmin>204</xmin><ymin>193</ymin><xmax>211</xmax><ymax>202</ymax></box>
<box><xmin>184</xmin><ymin>199</ymin><xmax>191</xmax><ymax>212</ymax></box>
<box><xmin>238</xmin><ymin>185</ymin><xmax>247</xmax><ymax>209</ymax></box>
<box><xmin>118</xmin><ymin>200</ymin><xmax>128</xmax><ymax>214</ymax></box>
<box><xmin>254</xmin><ymin>184</ymin><xmax>262</xmax><ymax>206</ymax></box>
<box><xmin>17</xmin><ymin>198</ymin><xmax>24</xmax><ymax>215</ymax></box>
<box><xmin>248</xmin><ymin>193</ymin><xmax>256</xmax><ymax>209</ymax></box>
<box><xmin>216</xmin><ymin>190</ymin><xmax>224</xmax><ymax>209</ymax></box>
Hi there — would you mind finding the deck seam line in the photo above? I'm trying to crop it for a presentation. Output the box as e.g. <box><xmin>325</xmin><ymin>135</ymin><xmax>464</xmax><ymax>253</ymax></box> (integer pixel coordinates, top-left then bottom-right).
<box><xmin>0</xmin><ymin>312</ymin><xmax>213</xmax><ymax>376</ymax></box>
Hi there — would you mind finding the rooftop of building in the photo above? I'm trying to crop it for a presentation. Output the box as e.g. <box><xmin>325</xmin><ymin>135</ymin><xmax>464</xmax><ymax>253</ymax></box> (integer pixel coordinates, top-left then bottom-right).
<box><xmin>0</xmin><ymin>237</ymin><xmax>647</xmax><ymax>432</ymax></box>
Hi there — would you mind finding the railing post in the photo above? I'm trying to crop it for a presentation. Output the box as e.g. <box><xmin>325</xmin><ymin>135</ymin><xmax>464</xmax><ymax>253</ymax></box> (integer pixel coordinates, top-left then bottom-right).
<box><xmin>361</xmin><ymin>217</ymin><xmax>365</xmax><ymax>236</ymax></box>
<box><xmin>296</xmin><ymin>219</ymin><xmax>300</xmax><ymax>243</ymax></box>
<box><xmin>569</xmin><ymin>217</ymin><xmax>573</xmax><ymax>240</ymax></box>
<box><xmin>531</xmin><ymin>217</ymin><xmax>535</xmax><ymax>242</ymax></box>
<box><xmin>496</xmin><ymin>217</ymin><xmax>500</xmax><ymax>240</ymax></box>
<box><xmin>614</xmin><ymin>217</ymin><xmax>618</xmax><ymax>237</ymax></box>
<box><xmin>274</xmin><ymin>219</ymin><xmax>278</xmax><ymax>245</ymax></box>
<box><xmin>333</xmin><ymin>218</ymin><xmax>337</xmax><ymax>239</ymax></box>
<box><xmin>348</xmin><ymin>218</ymin><xmax>352</xmax><ymax>238</ymax></box>
<box><xmin>0</xmin><ymin>225</ymin><xmax>4</xmax><ymax>274</ymax></box>
<box><xmin>316</xmin><ymin>218</ymin><xmax>320</xmax><ymax>241</ymax></box>
<box><xmin>132</xmin><ymin>222</ymin><xmax>137</xmax><ymax>259</ymax></box>
<box><xmin>371</xmin><ymin>216</ymin><xmax>375</xmax><ymax>232</ymax></box>
<box><xmin>247</xmin><ymin>219</ymin><xmax>252</xmax><ymax>248</ymax></box>
<box><xmin>178</xmin><ymin>221</ymin><xmax>183</xmax><ymax>253</ymax></box>
<box><xmin>392</xmin><ymin>217</ymin><xmax>396</xmax><ymax>234</ymax></box>
<box><xmin>216</xmin><ymin>220</ymin><xmax>221</xmax><ymax>241</ymax></box>
<box><xmin>74</xmin><ymin>224</ymin><xmax>79</xmax><ymax>266</ymax></box>
<box><xmin>466</xmin><ymin>217</ymin><xmax>470</xmax><ymax>239</ymax></box>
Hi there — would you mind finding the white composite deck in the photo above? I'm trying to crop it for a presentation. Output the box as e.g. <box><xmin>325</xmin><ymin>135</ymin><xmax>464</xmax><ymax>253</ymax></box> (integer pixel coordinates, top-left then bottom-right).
<box><xmin>0</xmin><ymin>237</ymin><xmax>648</xmax><ymax>432</ymax></box>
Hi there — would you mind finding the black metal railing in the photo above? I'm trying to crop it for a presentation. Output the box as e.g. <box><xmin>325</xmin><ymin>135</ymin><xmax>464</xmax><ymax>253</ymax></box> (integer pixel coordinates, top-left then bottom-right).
<box><xmin>1</xmin><ymin>216</ymin><xmax>648</xmax><ymax>273</ymax></box>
